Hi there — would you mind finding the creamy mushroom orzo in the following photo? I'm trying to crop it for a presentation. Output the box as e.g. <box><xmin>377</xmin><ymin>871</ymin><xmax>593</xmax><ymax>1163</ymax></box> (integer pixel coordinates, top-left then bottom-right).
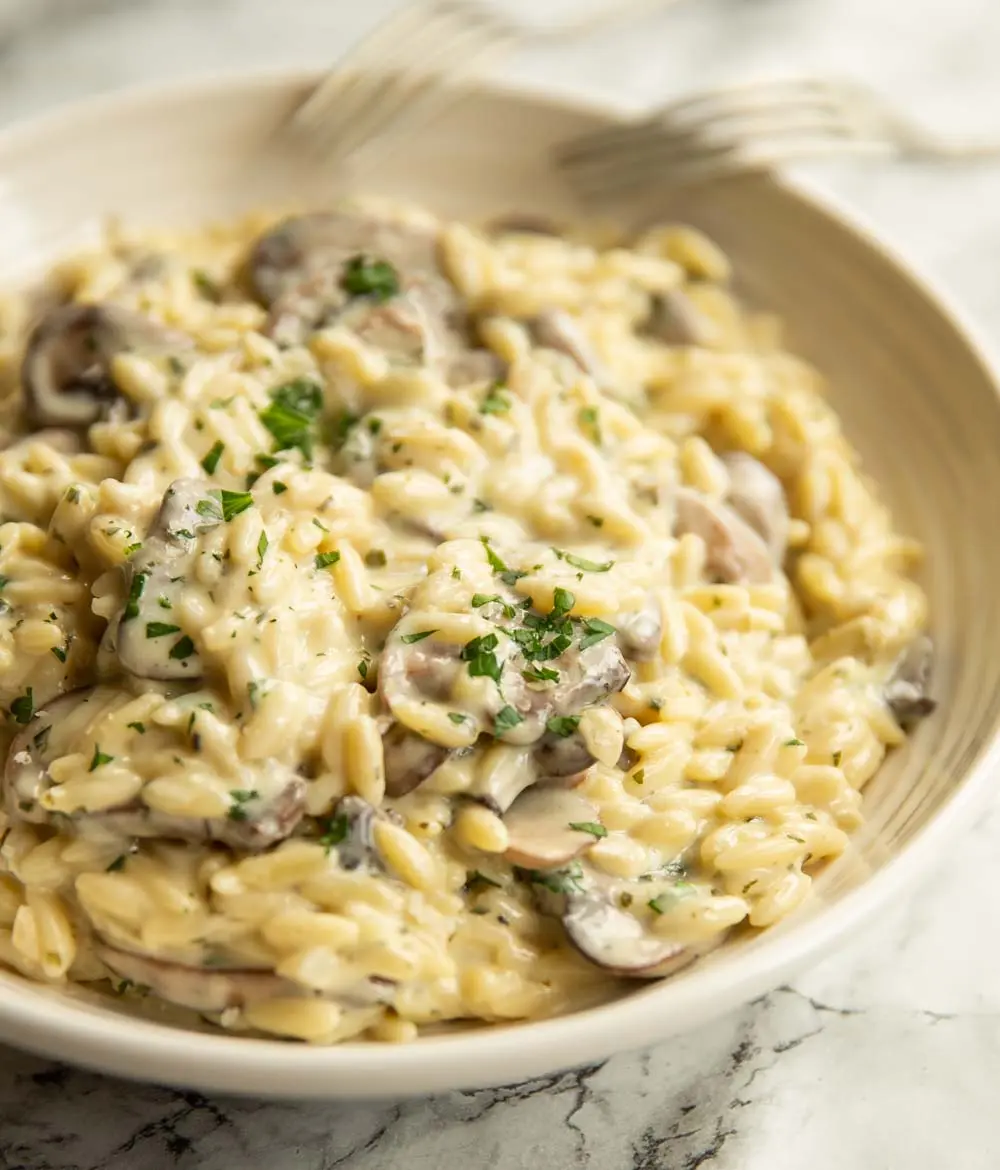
<box><xmin>0</xmin><ymin>200</ymin><xmax>933</xmax><ymax>1043</ymax></box>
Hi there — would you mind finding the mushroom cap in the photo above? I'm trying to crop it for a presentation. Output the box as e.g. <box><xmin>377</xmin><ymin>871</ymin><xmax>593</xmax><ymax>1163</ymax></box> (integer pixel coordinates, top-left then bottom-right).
<box><xmin>884</xmin><ymin>634</ymin><xmax>937</xmax><ymax>725</ymax></box>
<box><xmin>22</xmin><ymin>303</ymin><xmax>190</xmax><ymax>428</ymax></box>
<box><xmin>563</xmin><ymin>895</ymin><xmax>692</xmax><ymax>978</ymax></box>
<box><xmin>674</xmin><ymin>487</ymin><xmax>775</xmax><ymax>584</ymax></box>
<box><xmin>720</xmin><ymin>452</ymin><xmax>789</xmax><ymax>563</ymax></box>
<box><xmin>502</xmin><ymin>787</ymin><xmax>599</xmax><ymax>869</ymax></box>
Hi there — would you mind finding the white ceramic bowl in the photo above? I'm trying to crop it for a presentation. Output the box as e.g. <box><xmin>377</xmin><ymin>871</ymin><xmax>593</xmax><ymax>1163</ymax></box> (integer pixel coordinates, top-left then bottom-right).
<box><xmin>1</xmin><ymin>72</ymin><xmax>999</xmax><ymax>1100</ymax></box>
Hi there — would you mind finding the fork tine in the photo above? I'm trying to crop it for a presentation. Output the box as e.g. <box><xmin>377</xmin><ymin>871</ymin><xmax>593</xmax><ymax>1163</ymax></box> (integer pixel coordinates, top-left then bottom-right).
<box><xmin>560</xmin><ymin>104</ymin><xmax>872</xmax><ymax>194</ymax></box>
<box><xmin>292</xmin><ymin>0</ymin><xmax>517</xmax><ymax>160</ymax></box>
<box><xmin>556</xmin><ymin>79</ymin><xmax>861</xmax><ymax>168</ymax></box>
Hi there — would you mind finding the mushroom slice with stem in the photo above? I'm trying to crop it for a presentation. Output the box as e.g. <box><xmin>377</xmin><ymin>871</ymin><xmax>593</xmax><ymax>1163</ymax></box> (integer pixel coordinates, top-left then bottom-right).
<box><xmin>381</xmin><ymin>722</ymin><xmax>452</xmax><ymax>798</ymax></box>
<box><xmin>5</xmin><ymin>687</ymin><xmax>308</xmax><ymax>850</ymax></box>
<box><xmin>883</xmin><ymin>634</ymin><xmax>936</xmax><ymax>726</ymax></box>
<box><xmin>531</xmin><ymin>309</ymin><xmax>609</xmax><ymax>385</ymax></box>
<box><xmin>248</xmin><ymin>210</ymin><xmax>449</xmax><ymax>308</ymax></box>
<box><xmin>115</xmin><ymin>479</ymin><xmax>223</xmax><ymax>682</ymax></box>
<box><xmin>22</xmin><ymin>303</ymin><xmax>191</xmax><ymax>428</ymax></box>
<box><xmin>96</xmin><ymin>944</ymin><xmax>295</xmax><ymax>1012</ymax></box>
<box><xmin>96</xmin><ymin>943</ymin><xmax>394</xmax><ymax>1013</ymax></box>
<box><xmin>502</xmin><ymin>787</ymin><xmax>600</xmax><ymax>869</ymax></box>
<box><xmin>720</xmin><ymin>452</ymin><xmax>789</xmax><ymax>564</ymax></box>
<box><xmin>674</xmin><ymin>487</ymin><xmax>775</xmax><ymax>584</ymax></box>
<box><xmin>562</xmin><ymin>894</ymin><xmax>693</xmax><ymax>978</ymax></box>
<box><xmin>646</xmin><ymin>289</ymin><xmax>716</xmax><ymax>348</ymax></box>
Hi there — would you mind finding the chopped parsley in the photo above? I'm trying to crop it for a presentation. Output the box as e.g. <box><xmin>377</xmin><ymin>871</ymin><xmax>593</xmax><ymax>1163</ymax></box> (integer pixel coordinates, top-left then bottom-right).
<box><xmin>461</xmin><ymin>633</ymin><xmax>502</xmax><ymax>684</ymax></box>
<box><xmin>579</xmin><ymin>617</ymin><xmax>616</xmax><ymax>649</ymax></box>
<box><xmin>568</xmin><ymin>821</ymin><xmax>607</xmax><ymax>839</ymax></box>
<box><xmin>546</xmin><ymin>714</ymin><xmax>580</xmax><ymax>738</ymax></box>
<box><xmin>216</xmin><ymin>490</ymin><xmax>254</xmax><ymax>522</ymax></box>
<box><xmin>471</xmin><ymin>593</ymin><xmax>516</xmax><ymax>619</ymax></box>
<box><xmin>578</xmin><ymin>405</ymin><xmax>602</xmax><ymax>444</ymax></box>
<box><xmin>315</xmin><ymin>551</ymin><xmax>341</xmax><ymax>570</ymax></box>
<box><xmin>357</xmin><ymin>657</ymin><xmax>371</xmax><ymax>680</ymax></box>
<box><xmin>192</xmin><ymin>269</ymin><xmax>221</xmax><ymax>301</ymax></box>
<box><xmin>145</xmin><ymin>621</ymin><xmax>181</xmax><ymax>639</ymax></box>
<box><xmin>522</xmin><ymin>666</ymin><xmax>559</xmax><ymax>684</ymax></box>
<box><xmin>518</xmin><ymin>861</ymin><xmax>585</xmax><ymax>895</ymax></box>
<box><xmin>272</xmin><ymin>482</ymin><xmax>288</xmax><ymax>496</ymax></box>
<box><xmin>494</xmin><ymin>705</ymin><xmax>524</xmax><ymax>735</ymax></box>
<box><xmin>319</xmin><ymin>813</ymin><xmax>350</xmax><ymax>853</ymax></box>
<box><xmin>256</xmin><ymin>531</ymin><xmax>268</xmax><ymax>569</ymax></box>
<box><xmin>259</xmin><ymin>378</ymin><xmax>323</xmax><ymax>459</ymax></box>
<box><xmin>50</xmin><ymin>646</ymin><xmax>68</xmax><ymax>664</ymax></box>
<box><xmin>106</xmin><ymin>855</ymin><xmax>127</xmax><ymax>872</ymax></box>
<box><xmin>631</xmin><ymin>768</ymin><xmax>645</xmax><ymax>785</ymax></box>
<box><xmin>169</xmin><ymin>635</ymin><xmax>196</xmax><ymax>661</ymax></box>
<box><xmin>89</xmin><ymin>745</ymin><xmax>114</xmax><ymax>771</ymax></box>
<box><xmin>784</xmin><ymin>738</ymin><xmax>805</xmax><ymax>748</ymax></box>
<box><xmin>464</xmin><ymin>870</ymin><xmax>502</xmax><ymax>893</ymax></box>
<box><xmin>200</xmin><ymin>440</ymin><xmax>225</xmax><ymax>474</ymax></box>
<box><xmin>122</xmin><ymin>571</ymin><xmax>148</xmax><ymax>621</ymax></box>
<box><xmin>9</xmin><ymin>689</ymin><xmax>33</xmax><ymax>725</ymax></box>
<box><xmin>401</xmin><ymin>629</ymin><xmax>439</xmax><ymax>645</ymax></box>
<box><xmin>550</xmin><ymin>587</ymin><xmax>575</xmax><ymax>617</ymax></box>
<box><xmin>480</xmin><ymin>383</ymin><xmax>512</xmax><ymax>415</ymax></box>
<box><xmin>553</xmin><ymin>548</ymin><xmax>614</xmax><ymax>573</ymax></box>
<box><xmin>448</xmin><ymin>712</ymin><xmax>468</xmax><ymax>724</ymax></box>
<box><xmin>227</xmin><ymin>789</ymin><xmax>259</xmax><ymax>822</ymax></box>
<box><xmin>127</xmin><ymin>721</ymin><xmax>146</xmax><ymax>734</ymax></box>
<box><xmin>648</xmin><ymin>883</ymin><xmax>695</xmax><ymax>914</ymax></box>
<box><xmin>481</xmin><ymin>538</ymin><xmax>509</xmax><ymax>574</ymax></box>
<box><xmin>340</xmin><ymin>254</ymin><xmax>400</xmax><ymax>301</ymax></box>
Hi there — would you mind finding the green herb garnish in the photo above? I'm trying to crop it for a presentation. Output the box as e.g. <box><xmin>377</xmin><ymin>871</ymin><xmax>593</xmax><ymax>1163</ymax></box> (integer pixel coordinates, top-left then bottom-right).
<box><xmin>546</xmin><ymin>715</ymin><xmax>580</xmax><ymax>738</ymax></box>
<box><xmin>315</xmin><ymin>551</ymin><xmax>341</xmax><ymax>569</ymax></box>
<box><xmin>480</xmin><ymin>383</ymin><xmax>511</xmax><ymax>415</ymax></box>
<box><xmin>169</xmin><ymin>635</ymin><xmax>196</xmax><ymax>661</ymax></box>
<box><xmin>259</xmin><ymin>378</ymin><xmax>323</xmax><ymax>459</ymax></box>
<box><xmin>579</xmin><ymin>617</ymin><xmax>616</xmax><ymax>649</ymax></box>
<box><xmin>9</xmin><ymin>689</ymin><xmax>33</xmax><ymax>725</ymax></box>
<box><xmin>401</xmin><ymin>629</ymin><xmax>438</xmax><ymax>645</ymax></box>
<box><xmin>340</xmin><ymin>254</ymin><xmax>400</xmax><ymax>301</ymax></box>
<box><xmin>553</xmin><ymin>548</ymin><xmax>614</xmax><ymax>573</ymax></box>
<box><xmin>145</xmin><ymin>621</ymin><xmax>181</xmax><ymax>639</ymax></box>
<box><xmin>569</xmin><ymin>821</ymin><xmax>607</xmax><ymax>838</ymax></box>
<box><xmin>122</xmin><ymin>571</ymin><xmax>148</xmax><ymax>622</ymax></box>
<box><xmin>200</xmin><ymin>440</ymin><xmax>225</xmax><ymax>474</ymax></box>
<box><xmin>89</xmin><ymin>745</ymin><xmax>114</xmax><ymax>771</ymax></box>
<box><xmin>494</xmin><ymin>705</ymin><xmax>524</xmax><ymax>735</ymax></box>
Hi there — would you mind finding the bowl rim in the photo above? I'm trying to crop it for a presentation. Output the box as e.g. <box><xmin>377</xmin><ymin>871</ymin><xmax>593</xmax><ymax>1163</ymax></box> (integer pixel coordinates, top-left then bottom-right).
<box><xmin>1</xmin><ymin>66</ymin><xmax>999</xmax><ymax>1099</ymax></box>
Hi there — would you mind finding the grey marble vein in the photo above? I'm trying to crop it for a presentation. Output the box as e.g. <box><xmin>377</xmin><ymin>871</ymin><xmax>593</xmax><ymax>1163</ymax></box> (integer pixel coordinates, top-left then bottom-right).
<box><xmin>1</xmin><ymin>0</ymin><xmax>1000</xmax><ymax>1166</ymax></box>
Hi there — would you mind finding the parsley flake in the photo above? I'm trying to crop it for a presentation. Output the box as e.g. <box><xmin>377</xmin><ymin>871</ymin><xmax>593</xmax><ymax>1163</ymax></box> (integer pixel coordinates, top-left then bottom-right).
<box><xmin>401</xmin><ymin>629</ymin><xmax>438</xmax><ymax>645</ymax></box>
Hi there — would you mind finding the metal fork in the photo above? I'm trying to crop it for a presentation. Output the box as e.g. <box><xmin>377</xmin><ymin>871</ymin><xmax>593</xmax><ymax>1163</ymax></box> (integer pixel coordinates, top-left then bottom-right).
<box><xmin>290</xmin><ymin>0</ymin><xmax>679</xmax><ymax>166</ymax></box>
<box><xmin>556</xmin><ymin>77</ymin><xmax>1000</xmax><ymax>199</ymax></box>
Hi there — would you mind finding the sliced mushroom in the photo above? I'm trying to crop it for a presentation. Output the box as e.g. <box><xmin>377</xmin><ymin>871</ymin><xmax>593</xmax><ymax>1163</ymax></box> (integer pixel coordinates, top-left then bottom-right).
<box><xmin>96</xmin><ymin>943</ymin><xmax>393</xmax><ymax>1013</ymax></box>
<box><xmin>562</xmin><ymin>894</ymin><xmax>692</xmax><ymax>978</ymax></box>
<box><xmin>96</xmin><ymin>944</ymin><xmax>295</xmax><ymax>1012</ymax></box>
<box><xmin>616</xmin><ymin>597</ymin><xmax>662</xmax><ymax>661</ymax></box>
<box><xmin>674</xmin><ymin>488</ymin><xmax>774</xmax><ymax>584</ymax></box>
<box><xmin>721</xmin><ymin>452</ymin><xmax>789</xmax><ymax>563</ymax></box>
<box><xmin>532</xmin><ymin>731</ymin><xmax>596</xmax><ymax>780</ymax></box>
<box><xmin>884</xmin><ymin>634</ymin><xmax>936</xmax><ymax>725</ymax></box>
<box><xmin>646</xmin><ymin>289</ymin><xmax>715</xmax><ymax>348</ymax></box>
<box><xmin>531</xmin><ymin>310</ymin><xmax>608</xmax><ymax>384</ymax></box>
<box><xmin>22</xmin><ymin>303</ymin><xmax>191</xmax><ymax>428</ymax></box>
<box><xmin>502</xmin><ymin>787</ymin><xmax>599</xmax><ymax>869</ymax></box>
<box><xmin>382</xmin><ymin>723</ymin><xmax>452</xmax><ymax>798</ymax></box>
<box><xmin>116</xmin><ymin>478</ymin><xmax>222</xmax><ymax>681</ymax></box>
<box><xmin>248</xmin><ymin>210</ymin><xmax>449</xmax><ymax>308</ymax></box>
<box><xmin>5</xmin><ymin>688</ymin><xmax>307</xmax><ymax>850</ymax></box>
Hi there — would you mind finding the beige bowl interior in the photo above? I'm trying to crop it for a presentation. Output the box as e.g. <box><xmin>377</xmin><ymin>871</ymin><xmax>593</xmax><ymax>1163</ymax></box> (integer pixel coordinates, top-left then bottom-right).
<box><xmin>0</xmin><ymin>73</ymin><xmax>998</xmax><ymax>1097</ymax></box>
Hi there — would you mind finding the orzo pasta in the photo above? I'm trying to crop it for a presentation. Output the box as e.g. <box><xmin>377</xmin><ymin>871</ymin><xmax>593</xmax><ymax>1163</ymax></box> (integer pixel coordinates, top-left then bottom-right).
<box><xmin>0</xmin><ymin>199</ymin><xmax>934</xmax><ymax>1042</ymax></box>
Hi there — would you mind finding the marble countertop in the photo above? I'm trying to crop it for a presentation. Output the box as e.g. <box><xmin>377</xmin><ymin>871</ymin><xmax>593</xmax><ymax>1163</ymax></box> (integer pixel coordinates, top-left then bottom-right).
<box><xmin>3</xmin><ymin>0</ymin><xmax>1000</xmax><ymax>1167</ymax></box>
